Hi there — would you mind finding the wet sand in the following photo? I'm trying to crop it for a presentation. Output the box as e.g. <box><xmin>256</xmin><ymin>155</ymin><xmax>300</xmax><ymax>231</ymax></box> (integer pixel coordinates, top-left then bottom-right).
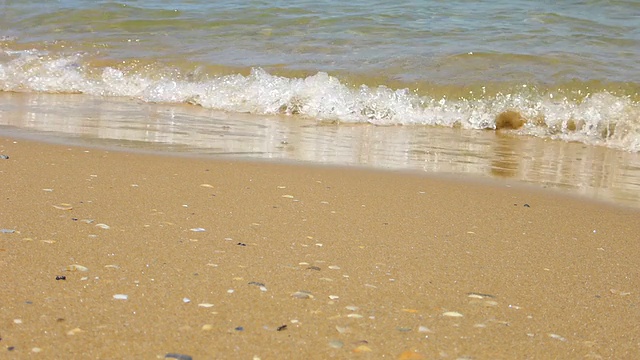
<box><xmin>0</xmin><ymin>136</ymin><xmax>638</xmax><ymax>359</ymax></box>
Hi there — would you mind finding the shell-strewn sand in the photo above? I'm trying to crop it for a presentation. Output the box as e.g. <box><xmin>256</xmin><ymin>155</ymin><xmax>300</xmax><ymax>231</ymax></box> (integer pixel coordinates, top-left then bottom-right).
<box><xmin>0</xmin><ymin>137</ymin><xmax>638</xmax><ymax>359</ymax></box>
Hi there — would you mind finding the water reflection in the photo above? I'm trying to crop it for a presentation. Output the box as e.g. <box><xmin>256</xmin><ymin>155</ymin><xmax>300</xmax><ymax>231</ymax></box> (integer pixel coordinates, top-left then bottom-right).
<box><xmin>1</xmin><ymin>92</ymin><xmax>639</xmax><ymax>207</ymax></box>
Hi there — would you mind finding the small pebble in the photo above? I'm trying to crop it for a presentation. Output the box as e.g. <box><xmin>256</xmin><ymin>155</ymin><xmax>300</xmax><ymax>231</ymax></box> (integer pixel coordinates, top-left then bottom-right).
<box><xmin>548</xmin><ymin>333</ymin><xmax>567</xmax><ymax>341</ymax></box>
<box><xmin>55</xmin><ymin>275</ymin><xmax>66</xmax><ymax>281</ymax></box>
<box><xmin>291</xmin><ymin>291</ymin><xmax>314</xmax><ymax>299</ymax></box>
<box><xmin>353</xmin><ymin>345</ymin><xmax>372</xmax><ymax>353</ymax></box>
<box><xmin>235</xmin><ymin>326</ymin><xmax>244</xmax><ymax>331</ymax></box>
<box><xmin>398</xmin><ymin>350</ymin><xmax>425</xmax><ymax>360</ymax></box>
<box><xmin>66</xmin><ymin>264</ymin><xmax>89</xmax><ymax>272</ymax></box>
<box><xmin>418</xmin><ymin>326</ymin><xmax>432</xmax><ymax>333</ymax></box>
<box><xmin>442</xmin><ymin>311</ymin><xmax>463</xmax><ymax>317</ymax></box>
<box><xmin>165</xmin><ymin>353</ymin><xmax>193</xmax><ymax>360</ymax></box>
<box><xmin>53</xmin><ymin>203</ymin><xmax>73</xmax><ymax>210</ymax></box>
<box><xmin>66</xmin><ymin>327</ymin><xmax>83</xmax><ymax>336</ymax></box>
<box><xmin>113</xmin><ymin>294</ymin><xmax>128</xmax><ymax>300</ymax></box>
<box><xmin>335</xmin><ymin>326</ymin><xmax>349</xmax><ymax>334</ymax></box>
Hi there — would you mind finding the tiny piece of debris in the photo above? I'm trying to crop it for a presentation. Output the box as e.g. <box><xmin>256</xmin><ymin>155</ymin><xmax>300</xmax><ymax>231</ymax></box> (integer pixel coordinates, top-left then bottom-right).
<box><xmin>276</xmin><ymin>325</ymin><xmax>287</xmax><ymax>331</ymax></box>
<box><xmin>165</xmin><ymin>353</ymin><xmax>193</xmax><ymax>360</ymax></box>
<box><xmin>0</xmin><ymin>154</ymin><xmax>9</xmax><ymax>159</ymax></box>
<box><xmin>113</xmin><ymin>294</ymin><xmax>128</xmax><ymax>300</ymax></box>
<box><xmin>190</xmin><ymin>227</ymin><xmax>206</xmax><ymax>232</ymax></box>
<box><xmin>467</xmin><ymin>292</ymin><xmax>495</xmax><ymax>298</ymax></box>
<box><xmin>418</xmin><ymin>326</ymin><xmax>432</xmax><ymax>333</ymax></box>
<box><xmin>55</xmin><ymin>275</ymin><xmax>66</xmax><ymax>281</ymax></box>
<box><xmin>524</xmin><ymin>204</ymin><xmax>530</xmax><ymax>207</ymax></box>
<box><xmin>53</xmin><ymin>203</ymin><xmax>73</xmax><ymax>210</ymax></box>
<box><xmin>291</xmin><ymin>291</ymin><xmax>314</xmax><ymax>299</ymax></box>
<box><xmin>442</xmin><ymin>311</ymin><xmax>464</xmax><ymax>317</ymax></box>
<box><xmin>66</xmin><ymin>264</ymin><xmax>89</xmax><ymax>272</ymax></box>
<box><xmin>353</xmin><ymin>345</ymin><xmax>372</xmax><ymax>353</ymax></box>
<box><xmin>1</xmin><ymin>229</ymin><xmax>15</xmax><ymax>234</ymax></box>
<box><xmin>548</xmin><ymin>333</ymin><xmax>567</xmax><ymax>341</ymax></box>
<box><xmin>237</xmin><ymin>242</ymin><xmax>246</xmax><ymax>246</ymax></box>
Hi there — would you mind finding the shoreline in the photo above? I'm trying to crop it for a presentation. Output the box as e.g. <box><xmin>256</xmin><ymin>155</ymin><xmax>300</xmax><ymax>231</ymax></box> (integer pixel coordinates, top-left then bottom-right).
<box><xmin>1</xmin><ymin>136</ymin><xmax>639</xmax><ymax>359</ymax></box>
<box><xmin>2</xmin><ymin>92</ymin><xmax>640</xmax><ymax>209</ymax></box>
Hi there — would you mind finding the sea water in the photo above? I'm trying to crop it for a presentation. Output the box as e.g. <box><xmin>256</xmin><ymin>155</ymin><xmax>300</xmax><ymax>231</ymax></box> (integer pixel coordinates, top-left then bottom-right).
<box><xmin>1</xmin><ymin>0</ymin><xmax>639</xmax><ymax>205</ymax></box>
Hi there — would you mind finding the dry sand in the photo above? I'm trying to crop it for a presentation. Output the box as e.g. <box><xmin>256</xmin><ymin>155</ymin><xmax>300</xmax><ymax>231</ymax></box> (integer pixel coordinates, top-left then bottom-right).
<box><xmin>0</xmin><ymin>136</ymin><xmax>638</xmax><ymax>359</ymax></box>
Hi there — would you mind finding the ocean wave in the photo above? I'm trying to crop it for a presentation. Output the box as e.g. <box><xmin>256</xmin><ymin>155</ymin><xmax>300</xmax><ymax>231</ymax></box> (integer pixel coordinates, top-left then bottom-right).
<box><xmin>1</xmin><ymin>49</ymin><xmax>639</xmax><ymax>152</ymax></box>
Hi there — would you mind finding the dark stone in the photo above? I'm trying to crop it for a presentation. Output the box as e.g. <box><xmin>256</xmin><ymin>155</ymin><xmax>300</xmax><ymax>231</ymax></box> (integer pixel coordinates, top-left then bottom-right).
<box><xmin>56</xmin><ymin>275</ymin><xmax>66</xmax><ymax>281</ymax></box>
<box><xmin>235</xmin><ymin>326</ymin><xmax>244</xmax><ymax>331</ymax></box>
<box><xmin>0</xmin><ymin>155</ymin><xmax>9</xmax><ymax>160</ymax></box>
<box><xmin>165</xmin><ymin>353</ymin><xmax>192</xmax><ymax>360</ymax></box>
<box><xmin>277</xmin><ymin>325</ymin><xmax>287</xmax><ymax>331</ymax></box>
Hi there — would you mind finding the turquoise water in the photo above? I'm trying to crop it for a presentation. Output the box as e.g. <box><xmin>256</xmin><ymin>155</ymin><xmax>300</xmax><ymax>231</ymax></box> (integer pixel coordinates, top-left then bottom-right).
<box><xmin>0</xmin><ymin>1</ymin><xmax>639</xmax><ymax>157</ymax></box>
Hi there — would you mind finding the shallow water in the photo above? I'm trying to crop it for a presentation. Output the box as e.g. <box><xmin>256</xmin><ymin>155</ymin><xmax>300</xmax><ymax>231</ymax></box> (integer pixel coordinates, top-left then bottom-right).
<box><xmin>1</xmin><ymin>92</ymin><xmax>639</xmax><ymax>208</ymax></box>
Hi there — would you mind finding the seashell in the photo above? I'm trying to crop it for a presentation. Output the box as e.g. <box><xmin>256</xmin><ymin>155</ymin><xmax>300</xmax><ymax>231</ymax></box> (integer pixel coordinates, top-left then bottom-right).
<box><xmin>66</xmin><ymin>264</ymin><xmax>89</xmax><ymax>272</ymax></box>
<box><xmin>291</xmin><ymin>291</ymin><xmax>314</xmax><ymax>299</ymax></box>
<box><xmin>53</xmin><ymin>204</ymin><xmax>73</xmax><ymax>211</ymax></box>
<box><xmin>442</xmin><ymin>311</ymin><xmax>463</xmax><ymax>317</ymax></box>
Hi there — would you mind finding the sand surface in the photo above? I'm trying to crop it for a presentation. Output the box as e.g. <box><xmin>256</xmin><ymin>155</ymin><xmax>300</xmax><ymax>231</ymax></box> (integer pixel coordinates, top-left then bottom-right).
<box><xmin>0</xmin><ymin>136</ymin><xmax>638</xmax><ymax>359</ymax></box>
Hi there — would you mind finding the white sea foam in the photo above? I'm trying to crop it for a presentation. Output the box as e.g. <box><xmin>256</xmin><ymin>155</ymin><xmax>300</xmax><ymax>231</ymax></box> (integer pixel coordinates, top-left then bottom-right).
<box><xmin>1</xmin><ymin>50</ymin><xmax>638</xmax><ymax>152</ymax></box>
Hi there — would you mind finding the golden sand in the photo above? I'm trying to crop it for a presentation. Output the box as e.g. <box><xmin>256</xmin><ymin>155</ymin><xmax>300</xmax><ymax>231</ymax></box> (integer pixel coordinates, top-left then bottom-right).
<box><xmin>0</xmin><ymin>137</ymin><xmax>638</xmax><ymax>359</ymax></box>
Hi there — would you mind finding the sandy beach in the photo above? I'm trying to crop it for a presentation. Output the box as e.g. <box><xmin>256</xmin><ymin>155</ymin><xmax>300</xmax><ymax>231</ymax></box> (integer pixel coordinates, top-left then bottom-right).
<box><xmin>0</xmin><ymin>136</ymin><xmax>638</xmax><ymax>359</ymax></box>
